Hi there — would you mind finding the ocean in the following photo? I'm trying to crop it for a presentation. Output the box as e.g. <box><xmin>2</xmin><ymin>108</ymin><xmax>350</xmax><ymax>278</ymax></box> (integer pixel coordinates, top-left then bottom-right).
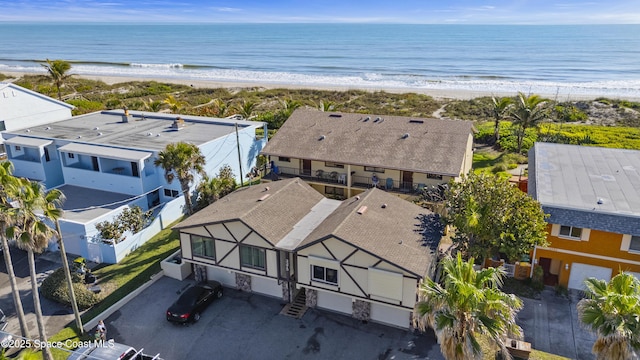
<box><xmin>1</xmin><ymin>23</ymin><xmax>640</xmax><ymax>98</ymax></box>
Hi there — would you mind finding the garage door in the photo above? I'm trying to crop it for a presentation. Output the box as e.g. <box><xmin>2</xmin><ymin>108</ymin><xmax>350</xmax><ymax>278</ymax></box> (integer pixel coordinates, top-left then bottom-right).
<box><xmin>568</xmin><ymin>263</ymin><xmax>612</xmax><ymax>290</ymax></box>
<box><xmin>370</xmin><ymin>303</ymin><xmax>411</xmax><ymax>329</ymax></box>
<box><xmin>251</xmin><ymin>276</ymin><xmax>281</xmax><ymax>298</ymax></box>
<box><xmin>316</xmin><ymin>290</ymin><xmax>352</xmax><ymax>315</ymax></box>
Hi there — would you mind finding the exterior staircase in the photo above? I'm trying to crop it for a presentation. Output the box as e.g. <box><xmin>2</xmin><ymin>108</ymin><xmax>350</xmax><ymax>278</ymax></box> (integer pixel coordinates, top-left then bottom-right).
<box><xmin>280</xmin><ymin>289</ymin><xmax>307</xmax><ymax>319</ymax></box>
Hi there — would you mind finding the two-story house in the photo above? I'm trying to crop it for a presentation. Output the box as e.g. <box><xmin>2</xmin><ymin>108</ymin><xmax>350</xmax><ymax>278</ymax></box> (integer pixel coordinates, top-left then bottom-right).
<box><xmin>260</xmin><ymin>108</ymin><xmax>474</xmax><ymax>199</ymax></box>
<box><xmin>528</xmin><ymin>142</ymin><xmax>640</xmax><ymax>289</ymax></box>
<box><xmin>4</xmin><ymin>108</ymin><xmax>267</xmax><ymax>262</ymax></box>
<box><xmin>0</xmin><ymin>82</ymin><xmax>73</xmax><ymax>154</ymax></box>
<box><xmin>173</xmin><ymin>177</ymin><xmax>440</xmax><ymax>329</ymax></box>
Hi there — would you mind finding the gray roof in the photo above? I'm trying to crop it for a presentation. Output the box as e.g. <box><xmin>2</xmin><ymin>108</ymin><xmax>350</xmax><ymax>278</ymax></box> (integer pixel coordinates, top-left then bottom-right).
<box><xmin>4</xmin><ymin>109</ymin><xmax>263</xmax><ymax>152</ymax></box>
<box><xmin>175</xmin><ymin>178</ymin><xmax>438</xmax><ymax>277</ymax></box>
<box><xmin>261</xmin><ymin>108</ymin><xmax>473</xmax><ymax>176</ymax></box>
<box><xmin>529</xmin><ymin>142</ymin><xmax>640</xmax><ymax>236</ymax></box>
<box><xmin>56</xmin><ymin>185</ymin><xmax>134</xmax><ymax>223</ymax></box>
<box><xmin>298</xmin><ymin>188</ymin><xmax>438</xmax><ymax>277</ymax></box>
<box><xmin>174</xmin><ymin>178</ymin><xmax>326</xmax><ymax>245</ymax></box>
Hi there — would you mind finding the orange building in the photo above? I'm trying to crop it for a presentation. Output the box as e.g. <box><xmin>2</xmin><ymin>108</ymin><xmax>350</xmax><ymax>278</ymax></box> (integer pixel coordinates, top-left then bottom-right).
<box><xmin>528</xmin><ymin>143</ymin><xmax>640</xmax><ymax>290</ymax></box>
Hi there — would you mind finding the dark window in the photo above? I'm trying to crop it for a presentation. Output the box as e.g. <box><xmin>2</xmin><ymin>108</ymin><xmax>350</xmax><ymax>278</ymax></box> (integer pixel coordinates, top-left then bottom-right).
<box><xmin>91</xmin><ymin>156</ymin><xmax>99</xmax><ymax>171</ymax></box>
<box><xmin>630</xmin><ymin>236</ymin><xmax>640</xmax><ymax>252</ymax></box>
<box><xmin>0</xmin><ymin>121</ymin><xmax>5</xmax><ymax>131</ymax></box>
<box><xmin>68</xmin><ymin>153</ymin><xmax>75</xmax><ymax>159</ymax></box>
<box><xmin>240</xmin><ymin>245</ymin><xmax>265</xmax><ymax>270</ymax></box>
<box><xmin>427</xmin><ymin>173</ymin><xmax>443</xmax><ymax>180</ymax></box>
<box><xmin>131</xmin><ymin>162</ymin><xmax>139</xmax><ymax>177</ymax></box>
<box><xmin>311</xmin><ymin>265</ymin><xmax>338</xmax><ymax>285</ymax></box>
<box><xmin>164</xmin><ymin>189</ymin><xmax>180</xmax><ymax>197</ymax></box>
<box><xmin>191</xmin><ymin>235</ymin><xmax>215</xmax><ymax>259</ymax></box>
<box><xmin>559</xmin><ymin>225</ymin><xmax>582</xmax><ymax>239</ymax></box>
<box><xmin>364</xmin><ymin>166</ymin><xmax>385</xmax><ymax>173</ymax></box>
<box><xmin>278</xmin><ymin>157</ymin><xmax>291</xmax><ymax>162</ymax></box>
<box><xmin>44</xmin><ymin>147</ymin><xmax>50</xmax><ymax>162</ymax></box>
<box><xmin>325</xmin><ymin>186</ymin><xmax>344</xmax><ymax>196</ymax></box>
<box><xmin>15</xmin><ymin>145</ymin><xmax>21</xmax><ymax>151</ymax></box>
<box><xmin>325</xmin><ymin>162</ymin><xmax>344</xmax><ymax>168</ymax></box>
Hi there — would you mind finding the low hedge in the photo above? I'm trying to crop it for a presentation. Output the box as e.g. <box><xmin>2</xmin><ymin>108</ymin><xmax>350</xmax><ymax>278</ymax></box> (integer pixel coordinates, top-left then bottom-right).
<box><xmin>41</xmin><ymin>268</ymin><xmax>100</xmax><ymax>310</ymax></box>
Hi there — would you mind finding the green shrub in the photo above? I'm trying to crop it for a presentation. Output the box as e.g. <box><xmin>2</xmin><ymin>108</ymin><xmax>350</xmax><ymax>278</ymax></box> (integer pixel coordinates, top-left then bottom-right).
<box><xmin>41</xmin><ymin>268</ymin><xmax>100</xmax><ymax>310</ymax></box>
<box><xmin>68</xmin><ymin>99</ymin><xmax>104</xmax><ymax>115</ymax></box>
<box><xmin>492</xmin><ymin>163</ymin><xmax>508</xmax><ymax>173</ymax></box>
<box><xmin>507</xmin><ymin>163</ymin><xmax>518</xmax><ymax>170</ymax></box>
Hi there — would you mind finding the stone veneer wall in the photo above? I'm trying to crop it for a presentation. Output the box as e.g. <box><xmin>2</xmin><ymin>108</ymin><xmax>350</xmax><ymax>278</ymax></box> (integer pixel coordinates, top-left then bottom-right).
<box><xmin>235</xmin><ymin>273</ymin><xmax>251</xmax><ymax>292</ymax></box>
<box><xmin>281</xmin><ymin>282</ymin><xmax>290</xmax><ymax>302</ymax></box>
<box><xmin>305</xmin><ymin>289</ymin><xmax>317</xmax><ymax>308</ymax></box>
<box><xmin>352</xmin><ymin>300</ymin><xmax>371</xmax><ymax>321</ymax></box>
<box><xmin>193</xmin><ymin>264</ymin><xmax>207</xmax><ymax>282</ymax></box>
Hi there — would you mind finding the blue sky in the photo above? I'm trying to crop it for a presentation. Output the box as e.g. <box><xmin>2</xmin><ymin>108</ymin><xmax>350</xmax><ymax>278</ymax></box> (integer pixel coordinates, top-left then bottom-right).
<box><xmin>1</xmin><ymin>0</ymin><xmax>638</xmax><ymax>24</ymax></box>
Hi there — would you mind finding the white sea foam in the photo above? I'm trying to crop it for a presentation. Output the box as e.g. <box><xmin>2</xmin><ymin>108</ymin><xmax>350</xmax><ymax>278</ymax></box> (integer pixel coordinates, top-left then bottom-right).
<box><xmin>129</xmin><ymin>63</ymin><xmax>184</xmax><ymax>68</ymax></box>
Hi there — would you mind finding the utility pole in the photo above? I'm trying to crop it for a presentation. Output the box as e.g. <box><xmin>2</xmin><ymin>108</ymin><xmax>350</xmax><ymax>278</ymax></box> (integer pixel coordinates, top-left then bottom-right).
<box><xmin>235</xmin><ymin>123</ymin><xmax>244</xmax><ymax>187</ymax></box>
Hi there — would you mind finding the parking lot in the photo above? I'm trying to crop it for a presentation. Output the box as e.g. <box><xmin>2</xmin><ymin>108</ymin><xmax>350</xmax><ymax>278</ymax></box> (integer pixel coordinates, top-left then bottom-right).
<box><xmin>104</xmin><ymin>276</ymin><xmax>444</xmax><ymax>360</ymax></box>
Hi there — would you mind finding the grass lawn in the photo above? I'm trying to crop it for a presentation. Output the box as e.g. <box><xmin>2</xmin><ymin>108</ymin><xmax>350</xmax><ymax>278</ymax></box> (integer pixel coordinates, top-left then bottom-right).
<box><xmin>478</xmin><ymin>335</ymin><xmax>571</xmax><ymax>360</ymax></box>
<box><xmin>46</xmin><ymin>223</ymin><xmax>181</xmax><ymax>360</ymax></box>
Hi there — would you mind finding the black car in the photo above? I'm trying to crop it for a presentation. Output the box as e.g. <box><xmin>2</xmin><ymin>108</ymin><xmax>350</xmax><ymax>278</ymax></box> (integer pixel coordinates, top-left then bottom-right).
<box><xmin>166</xmin><ymin>281</ymin><xmax>223</xmax><ymax>323</ymax></box>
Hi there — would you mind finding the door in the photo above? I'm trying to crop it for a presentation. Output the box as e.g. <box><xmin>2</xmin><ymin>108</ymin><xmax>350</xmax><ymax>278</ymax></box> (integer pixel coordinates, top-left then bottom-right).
<box><xmin>301</xmin><ymin>159</ymin><xmax>311</xmax><ymax>176</ymax></box>
<box><xmin>402</xmin><ymin>171</ymin><xmax>413</xmax><ymax>190</ymax></box>
<box><xmin>568</xmin><ymin>263</ymin><xmax>612</xmax><ymax>290</ymax></box>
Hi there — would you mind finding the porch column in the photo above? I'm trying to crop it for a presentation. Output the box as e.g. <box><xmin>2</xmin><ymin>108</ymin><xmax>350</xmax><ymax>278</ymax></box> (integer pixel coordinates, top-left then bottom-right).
<box><xmin>347</xmin><ymin>164</ymin><xmax>352</xmax><ymax>198</ymax></box>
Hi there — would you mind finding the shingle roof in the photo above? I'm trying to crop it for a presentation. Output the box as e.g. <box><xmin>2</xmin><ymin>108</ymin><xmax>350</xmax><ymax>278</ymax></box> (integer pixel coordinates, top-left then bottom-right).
<box><xmin>298</xmin><ymin>188</ymin><xmax>438</xmax><ymax>277</ymax></box>
<box><xmin>173</xmin><ymin>178</ymin><xmax>325</xmax><ymax>244</ymax></box>
<box><xmin>529</xmin><ymin>142</ymin><xmax>640</xmax><ymax>235</ymax></box>
<box><xmin>261</xmin><ymin>108</ymin><xmax>473</xmax><ymax>176</ymax></box>
<box><xmin>175</xmin><ymin>178</ymin><xmax>439</xmax><ymax>276</ymax></box>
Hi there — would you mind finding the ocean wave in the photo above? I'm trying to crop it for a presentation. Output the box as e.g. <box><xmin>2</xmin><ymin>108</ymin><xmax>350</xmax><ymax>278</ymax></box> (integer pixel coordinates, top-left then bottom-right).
<box><xmin>130</xmin><ymin>63</ymin><xmax>184</xmax><ymax>69</ymax></box>
<box><xmin>2</xmin><ymin>61</ymin><xmax>640</xmax><ymax>99</ymax></box>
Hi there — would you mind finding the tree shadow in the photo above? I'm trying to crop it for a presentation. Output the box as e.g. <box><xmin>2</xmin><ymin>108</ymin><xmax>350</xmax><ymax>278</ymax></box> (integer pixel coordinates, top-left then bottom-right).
<box><xmin>414</xmin><ymin>213</ymin><xmax>444</xmax><ymax>252</ymax></box>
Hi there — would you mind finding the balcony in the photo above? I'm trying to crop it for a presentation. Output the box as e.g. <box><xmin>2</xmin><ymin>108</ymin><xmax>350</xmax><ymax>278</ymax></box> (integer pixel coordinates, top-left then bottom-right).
<box><xmin>262</xmin><ymin>165</ymin><xmax>419</xmax><ymax>194</ymax></box>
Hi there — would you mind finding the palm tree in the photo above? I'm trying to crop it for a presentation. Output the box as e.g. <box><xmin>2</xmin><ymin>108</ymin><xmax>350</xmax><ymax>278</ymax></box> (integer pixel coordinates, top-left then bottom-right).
<box><xmin>163</xmin><ymin>95</ymin><xmax>186</xmax><ymax>113</ymax></box>
<box><xmin>280</xmin><ymin>98</ymin><xmax>302</xmax><ymax>118</ymax></box>
<box><xmin>491</xmin><ymin>96</ymin><xmax>512</xmax><ymax>145</ymax></box>
<box><xmin>143</xmin><ymin>98</ymin><xmax>163</xmax><ymax>112</ymax></box>
<box><xmin>154</xmin><ymin>142</ymin><xmax>206</xmax><ymax>215</ymax></box>
<box><xmin>41</xmin><ymin>188</ymin><xmax>83</xmax><ymax>333</ymax></box>
<box><xmin>41</xmin><ymin>59</ymin><xmax>72</xmax><ymax>100</ymax></box>
<box><xmin>577</xmin><ymin>272</ymin><xmax>640</xmax><ymax>360</ymax></box>
<box><xmin>212</xmin><ymin>98</ymin><xmax>231</xmax><ymax>117</ymax></box>
<box><xmin>317</xmin><ymin>100</ymin><xmax>335</xmax><ymax>112</ymax></box>
<box><xmin>11</xmin><ymin>179</ymin><xmax>56</xmax><ymax>360</ymax></box>
<box><xmin>196</xmin><ymin>175</ymin><xmax>236</xmax><ymax>211</ymax></box>
<box><xmin>414</xmin><ymin>253</ymin><xmax>523</xmax><ymax>360</ymax></box>
<box><xmin>0</xmin><ymin>162</ymin><xmax>30</xmax><ymax>338</ymax></box>
<box><xmin>236</xmin><ymin>99</ymin><xmax>257</xmax><ymax>120</ymax></box>
<box><xmin>508</xmin><ymin>92</ymin><xmax>549</xmax><ymax>153</ymax></box>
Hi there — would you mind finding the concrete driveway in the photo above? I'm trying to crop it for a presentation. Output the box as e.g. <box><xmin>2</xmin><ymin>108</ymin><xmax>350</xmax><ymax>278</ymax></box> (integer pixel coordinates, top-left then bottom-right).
<box><xmin>517</xmin><ymin>289</ymin><xmax>597</xmax><ymax>360</ymax></box>
<box><xmin>104</xmin><ymin>276</ymin><xmax>444</xmax><ymax>360</ymax></box>
<box><xmin>0</xmin><ymin>248</ymin><xmax>75</xmax><ymax>339</ymax></box>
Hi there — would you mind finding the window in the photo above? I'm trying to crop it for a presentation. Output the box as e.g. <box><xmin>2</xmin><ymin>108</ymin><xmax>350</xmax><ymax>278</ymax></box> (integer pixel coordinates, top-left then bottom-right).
<box><xmin>559</xmin><ymin>225</ymin><xmax>582</xmax><ymax>239</ymax></box>
<box><xmin>191</xmin><ymin>235</ymin><xmax>215</xmax><ymax>260</ymax></box>
<box><xmin>0</xmin><ymin>121</ymin><xmax>5</xmax><ymax>131</ymax></box>
<box><xmin>311</xmin><ymin>265</ymin><xmax>338</xmax><ymax>285</ymax></box>
<box><xmin>325</xmin><ymin>186</ymin><xmax>344</xmax><ymax>197</ymax></box>
<box><xmin>630</xmin><ymin>236</ymin><xmax>640</xmax><ymax>252</ymax></box>
<box><xmin>364</xmin><ymin>166</ymin><xmax>385</xmax><ymax>173</ymax></box>
<box><xmin>15</xmin><ymin>145</ymin><xmax>21</xmax><ymax>151</ymax></box>
<box><xmin>91</xmin><ymin>156</ymin><xmax>99</xmax><ymax>171</ymax></box>
<box><xmin>325</xmin><ymin>162</ymin><xmax>344</xmax><ymax>169</ymax></box>
<box><xmin>131</xmin><ymin>162</ymin><xmax>139</xmax><ymax>177</ymax></box>
<box><xmin>67</xmin><ymin>153</ymin><xmax>75</xmax><ymax>159</ymax></box>
<box><xmin>427</xmin><ymin>173</ymin><xmax>443</xmax><ymax>180</ymax></box>
<box><xmin>240</xmin><ymin>245</ymin><xmax>265</xmax><ymax>270</ymax></box>
<box><xmin>164</xmin><ymin>189</ymin><xmax>179</xmax><ymax>197</ymax></box>
<box><xmin>44</xmin><ymin>148</ymin><xmax>50</xmax><ymax>162</ymax></box>
<box><xmin>278</xmin><ymin>156</ymin><xmax>291</xmax><ymax>162</ymax></box>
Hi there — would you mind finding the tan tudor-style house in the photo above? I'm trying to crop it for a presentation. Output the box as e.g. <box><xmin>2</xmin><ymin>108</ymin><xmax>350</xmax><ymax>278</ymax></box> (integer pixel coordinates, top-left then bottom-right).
<box><xmin>260</xmin><ymin>108</ymin><xmax>474</xmax><ymax>199</ymax></box>
<box><xmin>173</xmin><ymin>177</ymin><xmax>440</xmax><ymax>329</ymax></box>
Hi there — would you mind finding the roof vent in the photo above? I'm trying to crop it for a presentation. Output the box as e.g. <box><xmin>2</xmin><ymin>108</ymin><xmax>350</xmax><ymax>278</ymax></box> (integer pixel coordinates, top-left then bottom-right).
<box><xmin>597</xmin><ymin>198</ymin><xmax>604</xmax><ymax>205</ymax></box>
<box><xmin>171</xmin><ymin>117</ymin><xmax>185</xmax><ymax>130</ymax></box>
<box><xmin>357</xmin><ymin>206</ymin><xmax>368</xmax><ymax>214</ymax></box>
<box><xmin>77</xmin><ymin>136</ymin><xmax>82</xmax><ymax>139</ymax></box>
<box><xmin>264</xmin><ymin>186</ymin><xmax>270</xmax><ymax>191</ymax></box>
<box><xmin>45</xmin><ymin>126</ymin><xmax>51</xmax><ymax>130</ymax></box>
<box><xmin>319</xmin><ymin>135</ymin><xmax>326</xmax><ymax>141</ymax></box>
<box><xmin>409</xmin><ymin>119</ymin><xmax>424</xmax><ymax>124</ymax></box>
<box><xmin>258</xmin><ymin>194</ymin><xmax>271</xmax><ymax>201</ymax></box>
<box><xmin>374</xmin><ymin>117</ymin><xmax>382</xmax><ymax>122</ymax></box>
<box><xmin>402</xmin><ymin>133</ymin><xmax>410</xmax><ymax>139</ymax></box>
<box><xmin>94</xmin><ymin>127</ymin><xmax>99</xmax><ymax>130</ymax></box>
<box><xmin>329</xmin><ymin>114</ymin><xmax>342</xmax><ymax>118</ymax></box>
<box><xmin>355</xmin><ymin>196</ymin><xmax>360</xmax><ymax>201</ymax></box>
<box><xmin>97</xmin><ymin>132</ymin><xmax>103</xmax><ymax>136</ymax></box>
<box><xmin>25</xmin><ymin>129</ymin><xmax>31</xmax><ymax>132</ymax></box>
<box><xmin>156</xmin><ymin>134</ymin><xmax>161</xmax><ymax>137</ymax></box>
<box><xmin>363</xmin><ymin>117</ymin><xmax>370</xmax><ymax>122</ymax></box>
<box><xmin>381</xmin><ymin>203</ymin><xmax>387</xmax><ymax>209</ymax></box>
<box><xmin>147</xmin><ymin>132</ymin><xmax>153</xmax><ymax>136</ymax></box>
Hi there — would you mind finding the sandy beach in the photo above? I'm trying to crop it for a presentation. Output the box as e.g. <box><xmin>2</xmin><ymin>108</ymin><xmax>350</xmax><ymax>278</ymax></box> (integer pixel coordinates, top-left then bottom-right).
<box><xmin>3</xmin><ymin>70</ymin><xmax>627</xmax><ymax>101</ymax></box>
